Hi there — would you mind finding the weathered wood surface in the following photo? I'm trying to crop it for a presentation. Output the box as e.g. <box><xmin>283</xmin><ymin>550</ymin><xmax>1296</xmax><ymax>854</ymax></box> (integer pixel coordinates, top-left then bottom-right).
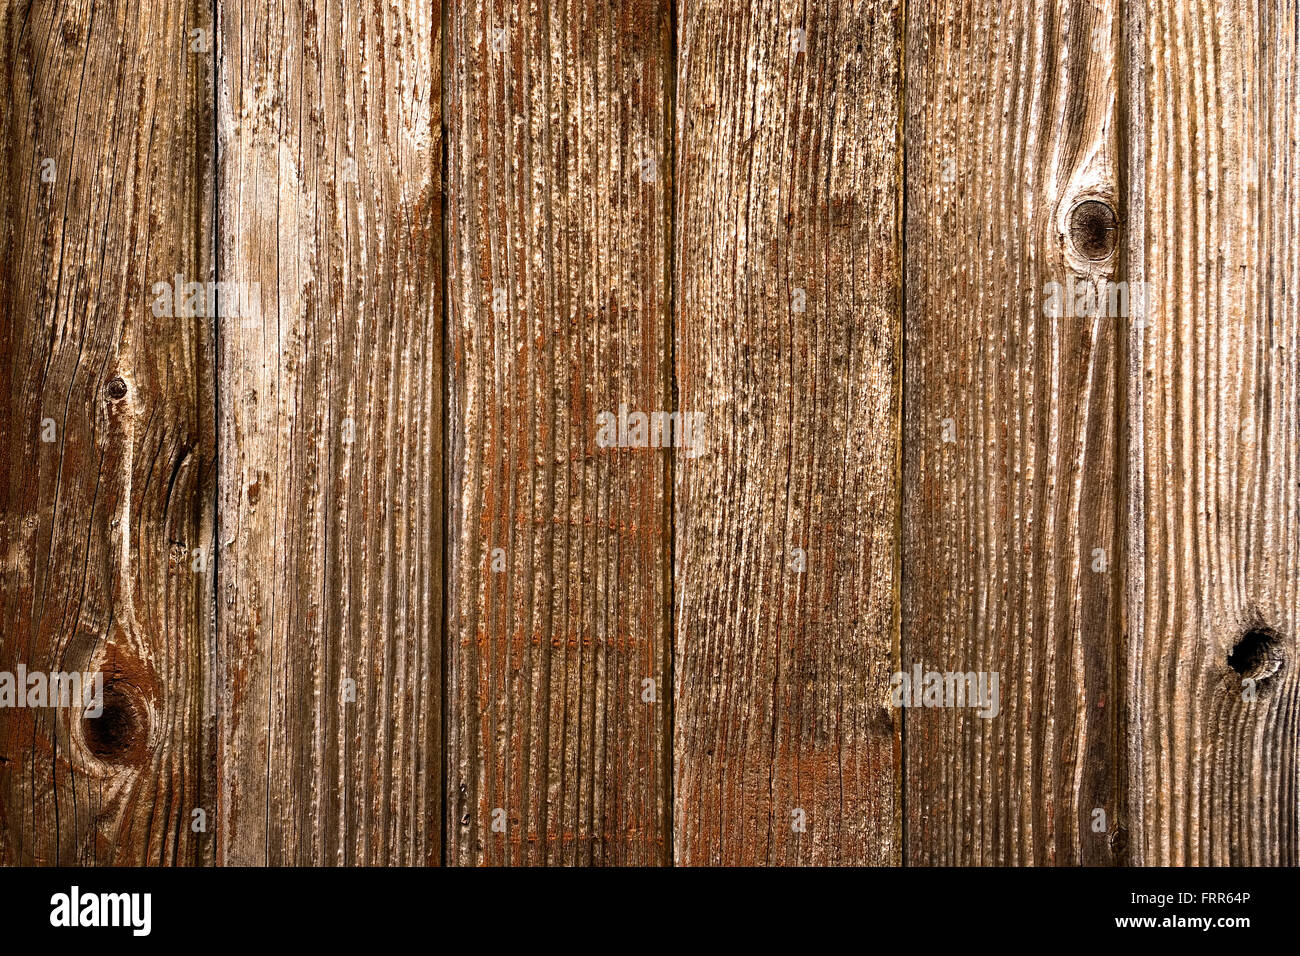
<box><xmin>444</xmin><ymin>0</ymin><xmax>673</xmax><ymax>865</ymax></box>
<box><xmin>215</xmin><ymin>0</ymin><xmax>442</xmax><ymax>864</ymax></box>
<box><xmin>673</xmin><ymin>0</ymin><xmax>903</xmax><ymax>865</ymax></box>
<box><xmin>1</xmin><ymin>0</ymin><xmax>1297</xmax><ymax>869</ymax></box>
<box><xmin>903</xmin><ymin>0</ymin><xmax>1125</xmax><ymax>864</ymax></box>
<box><xmin>1126</xmin><ymin>0</ymin><xmax>1300</xmax><ymax>865</ymax></box>
<box><xmin>0</xmin><ymin>0</ymin><xmax>215</xmax><ymax>863</ymax></box>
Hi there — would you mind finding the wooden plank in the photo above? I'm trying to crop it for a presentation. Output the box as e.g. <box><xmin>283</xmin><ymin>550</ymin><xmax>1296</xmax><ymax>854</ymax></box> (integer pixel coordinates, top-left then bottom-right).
<box><xmin>673</xmin><ymin>0</ymin><xmax>903</xmax><ymax>865</ymax></box>
<box><xmin>902</xmin><ymin>0</ymin><xmax>1126</xmax><ymax>864</ymax></box>
<box><xmin>215</xmin><ymin>0</ymin><xmax>441</xmax><ymax>864</ymax></box>
<box><xmin>1126</xmin><ymin>0</ymin><xmax>1300</xmax><ymax>865</ymax></box>
<box><xmin>0</xmin><ymin>0</ymin><xmax>215</xmax><ymax>863</ymax></box>
<box><xmin>444</xmin><ymin>0</ymin><xmax>673</xmax><ymax>865</ymax></box>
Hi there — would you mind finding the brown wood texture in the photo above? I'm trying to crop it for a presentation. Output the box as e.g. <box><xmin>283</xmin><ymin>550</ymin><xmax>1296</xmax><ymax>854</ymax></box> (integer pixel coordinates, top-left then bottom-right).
<box><xmin>673</xmin><ymin>0</ymin><xmax>903</xmax><ymax>865</ymax></box>
<box><xmin>902</xmin><ymin>0</ymin><xmax>1126</xmax><ymax>864</ymax></box>
<box><xmin>215</xmin><ymin>0</ymin><xmax>442</xmax><ymax>864</ymax></box>
<box><xmin>1126</xmin><ymin>0</ymin><xmax>1300</xmax><ymax>865</ymax></box>
<box><xmin>443</xmin><ymin>0</ymin><xmax>673</xmax><ymax>865</ymax></box>
<box><xmin>2</xmin><ymin>0</ymin><xmax>1299</xmax><ymax>870</ymax></box>
<box><xmin>0</xmin><ymin>0</ymin><xmax>215</xmax><ymax>863</ymax></box>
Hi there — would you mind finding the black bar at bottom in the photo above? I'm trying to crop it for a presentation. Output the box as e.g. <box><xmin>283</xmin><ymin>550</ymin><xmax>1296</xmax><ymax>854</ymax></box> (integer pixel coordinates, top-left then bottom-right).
<box><xmin>0</xmin><ymin>864</ymin><xmax>1275</xmax><ymax>944</ymax></box>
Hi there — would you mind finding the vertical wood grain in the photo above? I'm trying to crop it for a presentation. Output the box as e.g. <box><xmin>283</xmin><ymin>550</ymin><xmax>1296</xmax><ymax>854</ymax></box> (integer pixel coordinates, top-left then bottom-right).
<box><xmin>673</xmin><ymin>0</ymin><xmax>903</xmax><ymax>865</ymax></box>
<box><xmin>0</xmin><ymin>0</ymin><xmax>215</xmax><ymax>864</ymax></box>
<box><xmin>1127</xmin><ymin>0</ymin><xmax>1300</xmax><ymax>865</ymax></box>
<box><xmin>216</xmin><ymin>0</ymin><xmax>441</xmax><ymax>864</ymax></box>
<box><xmin>903</xmin><ymin>0</ymin><xmax>1126</xmax><ymax>864</ymax></box>
<box><xmin>444</xmin><ymin>0</ymin><xmax>673</xmax><ymax>865</ymax></box>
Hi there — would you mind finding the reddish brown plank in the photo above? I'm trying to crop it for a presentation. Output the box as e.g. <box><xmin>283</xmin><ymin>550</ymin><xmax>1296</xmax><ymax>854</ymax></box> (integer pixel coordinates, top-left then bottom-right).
<box><xmin>444</xmin><ymin>0</ymin><xmax>673</xmax><ymax>865</ymax></box>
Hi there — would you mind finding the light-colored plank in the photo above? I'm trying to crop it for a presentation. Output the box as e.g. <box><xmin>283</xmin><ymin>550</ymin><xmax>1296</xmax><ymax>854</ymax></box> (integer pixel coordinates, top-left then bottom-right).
<box><xmin>903</xmin><ymin>0</ymin><xmax>1126</xmax><ymax>864</ymax></box>
<box><xmin>215</xmin><ymin>0</ymin><xmax>441</xmax><ymax>865</ymax></box>
<box><xmin>0</xmin><ymin>0</ymin><xmax>215</xmax><ymax>864</ymax></box>
<box><xmin>673</xmin><ymin>0</ymin><xmax>903</xmax><ymax>865</ymax></box>
<box><xmin>1127</xmin><ymin>0</ymin><xmax>1300</xmax><ymax>865</ymax></box>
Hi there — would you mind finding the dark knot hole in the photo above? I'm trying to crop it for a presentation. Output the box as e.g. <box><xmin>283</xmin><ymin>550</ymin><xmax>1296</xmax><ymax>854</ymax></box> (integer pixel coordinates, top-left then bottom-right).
<box><xmin>105</xmin><ymin>377</ymin><xmax>128</xmax><ymax>401</ymax></box>
<box><xmin>82</xmin><ymin>682</ymin><xmax>146</xmax><ymax>762</ymax></box>
<box><xmin>1068</xmin><ymin>200</ymin><xmax>1119</xmax><ymax>261</ymax></box>
<box><xmin>1228</xmin><ymin>626</ymin><xmax>1286</xmax><ymax>687</ymax></box>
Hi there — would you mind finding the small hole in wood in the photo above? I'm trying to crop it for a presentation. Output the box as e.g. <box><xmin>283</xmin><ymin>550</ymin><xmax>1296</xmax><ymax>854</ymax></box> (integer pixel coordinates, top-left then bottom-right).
<box><xmin>1067</xmin><ymin>200</ymin><xmax>1118</xmax><ymax>260</ymax></box>
<box><xmin>1228</xmin><ymin>626</ymin><xmax>1285</xmax><ymax>686</ymax></box>
<box><xmin>82</xmin><ymin>682</ymin><xmax>146</xmax><ymax>762</ymax></box>
<box><xmin>106</xmin><ymin>377</ymin><xmax>128</xmax><ymax>401</ymax></box>
<box><xmin>1109</xmin><ymin>826</ymin><xmax>1129</xmax><ymax>857</ymax></box>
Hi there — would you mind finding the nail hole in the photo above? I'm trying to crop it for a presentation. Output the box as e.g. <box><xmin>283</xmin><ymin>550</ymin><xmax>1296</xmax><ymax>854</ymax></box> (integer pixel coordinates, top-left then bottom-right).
<box><xmin>1228</xmin><ymin>626</ymin><xmax>1286</xmax><ymax>686</ymax></box>
<box><xmin>82</xmin><ymin>682</ymin><xmax>146</xmax><ymax>763</ymax></box>
<box><xmin>106</xmin><ymin>377</ymin><xmax>128</xmax><ymax>401</ymax></box>
<box><xmin>1067</xmin><ymin>200</ymin><xmax>1118</xmax><ymax>260</ymax></box>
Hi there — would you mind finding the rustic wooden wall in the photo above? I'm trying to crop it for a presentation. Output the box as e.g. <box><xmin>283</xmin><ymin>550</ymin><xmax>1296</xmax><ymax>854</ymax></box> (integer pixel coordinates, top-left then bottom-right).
<box><xmin>0</xmin><ymin>0</ymin><xmax>1295</xmax><ymax>866</ymax></box>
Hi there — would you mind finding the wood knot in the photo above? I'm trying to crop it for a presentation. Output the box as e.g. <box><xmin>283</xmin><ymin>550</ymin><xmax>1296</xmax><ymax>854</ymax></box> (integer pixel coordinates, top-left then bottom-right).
<box><xmin>106</xmin><ymin>377</ymin><xmax>129</xmax><ymax>401</ymax></box>
<box><xmin>81</xmin><ymin>680</ymin><xmax>149</xmax><ymax>765</ymax></box>
<box><xmin>1109</xmin><ymin>825</ymin><xmax>1130</xmax><ymax>857</ymax></box>
<box><xmin>1228</xmin><ymin>625</ymin><xmax>1285</xmax><ymax>688</ymax></box>
<box><xmin>1067</xmin><ymin>200</ymin><xmax>1118</xmax><ymax>260</ymax></box>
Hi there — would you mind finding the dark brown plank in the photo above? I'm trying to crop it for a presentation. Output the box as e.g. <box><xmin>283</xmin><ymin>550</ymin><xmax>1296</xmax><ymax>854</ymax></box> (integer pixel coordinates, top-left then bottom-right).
<box><xmin>903</xmin><ymin>0</ymin><xmax>1126</xmax><ymax>864</ymax></box>
<box><xmin>444</xmin><ymin>0</ymin><xmax>673</xmax><ymax>865</ymax></box>
<box><xmin>215</xmin><ymin>0</ymin><xmax>442</xmax><ymax>864</ymax></box>
<box><xmin>673</xmin><ymin>0</ymin><xmax>903</xmax><ymax>865</ymax></box>
<box><xmin>0</xmin><ymin>0</ymin><xmax>215</xmax><ymax>864</ymax></box>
